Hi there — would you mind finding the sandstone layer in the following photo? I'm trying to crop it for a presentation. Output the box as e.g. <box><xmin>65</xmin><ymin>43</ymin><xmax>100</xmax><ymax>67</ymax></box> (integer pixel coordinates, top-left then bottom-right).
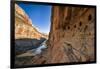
<box><xmin>15</xmin><ymin>4</ymin><xmax>48</xmax><ymax>55</ymax></box>
<box><xmin>47</xmin><ymin>6</ymin><xmax>95</xmax><ymax>63</ymax></box>
<box><xmin>15</xmin><ymin>4</ymin><xmax>48</xmax><ymax>39</ymax></box>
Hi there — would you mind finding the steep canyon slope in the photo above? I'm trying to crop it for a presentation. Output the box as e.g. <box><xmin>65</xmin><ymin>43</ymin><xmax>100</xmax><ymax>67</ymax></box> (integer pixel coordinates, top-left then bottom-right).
<box><xmin>47</xmin><ymin>6</ymin><xmax>95</xmax><ymax>63</ymax></box>
<box><xmin>15</xmin><ymin>4</ymin><xmax>48</xmax><ymax>55</ymax></box>
<box><xmin>15</xmin><ymin>4</ymin><xmax>48</xmax><ymax>39</ymax></box>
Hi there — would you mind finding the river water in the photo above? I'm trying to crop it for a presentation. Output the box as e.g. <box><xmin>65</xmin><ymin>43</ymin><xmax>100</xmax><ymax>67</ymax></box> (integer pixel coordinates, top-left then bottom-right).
<box><xmin>17</xmin><ymin>40</ymin><xmax>47</xmax><ymax>57</ymax></box>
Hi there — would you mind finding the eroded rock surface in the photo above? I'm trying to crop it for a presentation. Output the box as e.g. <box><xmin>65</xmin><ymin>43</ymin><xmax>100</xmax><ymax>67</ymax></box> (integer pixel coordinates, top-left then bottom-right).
<box><xmin>15</xmin><ymin>4</ymin><xmax>48</xmax><ymax>55</ymax></box>
<box><xmin>15</xmin><ymin>4</ymin><xmax>48</xmax><ymax>39</ymax></box>
<box><xmin>47</xmin><ymin>6</ymin><xmax>95</xmax><ymax>63</ymax></box>
<box><xmin>15</xmin><ymin>4</ymin><xmax>49</xmax><ymax>67</ymax></box>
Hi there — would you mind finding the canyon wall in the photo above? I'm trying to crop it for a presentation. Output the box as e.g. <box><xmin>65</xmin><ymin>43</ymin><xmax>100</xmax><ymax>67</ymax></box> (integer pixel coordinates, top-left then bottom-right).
<box><xmin>15</xmin><ymin>4</ymin><xmax>49</xmax><ymax>66</ymax></box>
<box><xmin>15</xmin><ymin>4</ymin><xmax>48</xmax><ymax>55</ymax></box>
<box><xmin>15</xmin><ymin>4</ymin><xmax>48</xmax><ymax>39</ymax></box>
<box><xmin>47</xmin><ymin>6</ymin><xmax>95</xmax><ymax>63</ymax></box>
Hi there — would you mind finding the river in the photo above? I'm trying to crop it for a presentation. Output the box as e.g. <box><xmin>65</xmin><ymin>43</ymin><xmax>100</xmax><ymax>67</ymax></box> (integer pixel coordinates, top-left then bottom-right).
<box><xmin>17</xmin><ymin>40</ymin><xmax>47</xmax><ymax>57</ymax></box>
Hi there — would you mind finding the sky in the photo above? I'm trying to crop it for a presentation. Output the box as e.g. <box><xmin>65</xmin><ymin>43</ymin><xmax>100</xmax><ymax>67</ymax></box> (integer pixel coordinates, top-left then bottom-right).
<box><xmin>17</xmin><ymin>3</ymin><xmax>52</xmax><ymax>34</ymax></box>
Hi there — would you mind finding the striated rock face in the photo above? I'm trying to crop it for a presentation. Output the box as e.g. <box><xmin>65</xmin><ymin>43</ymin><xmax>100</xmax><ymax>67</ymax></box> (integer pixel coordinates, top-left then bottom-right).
<box><xmin>15</xmin><ymin>4</ymin><xmax>49</xmax><ymax>66</ymax></box>
<box><xmin>15</xmin><ymin>4</ymin><xmax>48</xmax><ymax>39</ymax></box>
<box><xmin>47</xmin><ymin>6</ymin><xmax>95</xmax><ymax>63</ymax></box>
<box><xmin>15</xmin><ymin>4</ymin><xmax>48</xmax><ymax>55</ymax></box>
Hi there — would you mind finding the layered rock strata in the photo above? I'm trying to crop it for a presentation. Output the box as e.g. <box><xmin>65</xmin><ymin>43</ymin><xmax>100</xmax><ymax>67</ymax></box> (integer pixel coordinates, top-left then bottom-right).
<box><xmin>15</xmin><ymin>4</ymin><xmax>48</xmax><ymax>55</ymax></box>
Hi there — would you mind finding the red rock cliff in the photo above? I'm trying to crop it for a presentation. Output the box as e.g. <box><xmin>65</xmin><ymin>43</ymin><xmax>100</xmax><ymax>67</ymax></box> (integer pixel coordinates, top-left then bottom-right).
<box><xmin>15</xmin><ymin>4</ymin><xmax>48</xmax><ymax>39</ymax></box>
<box><xmin>47</xmin><ymin>6</ymin><xmax>95</xmax><ymax>63</ymax></box>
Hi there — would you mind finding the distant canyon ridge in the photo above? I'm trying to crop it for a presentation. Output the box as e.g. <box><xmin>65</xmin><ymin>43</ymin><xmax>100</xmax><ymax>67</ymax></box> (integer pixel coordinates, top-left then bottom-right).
<box><xmin>15</xmin><ymin>4</ymin><xmax>48</xmax><ymax>56</ymax></box>
<box><xmin>15</xmin><ymin>4</ymin><xmax>48</xmax><ymax>39</ymax></box>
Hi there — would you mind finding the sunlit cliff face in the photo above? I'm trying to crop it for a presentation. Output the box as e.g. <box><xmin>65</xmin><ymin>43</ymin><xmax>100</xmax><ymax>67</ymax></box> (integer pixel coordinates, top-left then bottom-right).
<box><xmin>15</xmin><ymin>4</ymin><xmax>48</xmax><ymax>39</ymax></box>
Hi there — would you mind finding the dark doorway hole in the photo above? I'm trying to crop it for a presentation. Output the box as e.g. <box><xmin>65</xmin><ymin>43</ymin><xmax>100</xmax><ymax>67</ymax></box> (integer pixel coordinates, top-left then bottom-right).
<box><xmin>74</xmin><ymin>25</ymin><xmax>76</xmax><ymax>28</ymax></box>
<box><xmin>79</xmin><ymin>22</ymin><xmax>82</xmax><ymax>26</ymax></box>
<box><xmin>41</xmin><ymin>60</ymin><xmax>46</xmax><ymax>64</ymax></box>
<box><xmin>68</xmin><ymin>26</ymin><xmax>70</xmax><ymax>30</ymax></box>
<box><xmin>88</xmin><ymin>14</ymin><xmax>92</xmax><ymax>21</ymax></box>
